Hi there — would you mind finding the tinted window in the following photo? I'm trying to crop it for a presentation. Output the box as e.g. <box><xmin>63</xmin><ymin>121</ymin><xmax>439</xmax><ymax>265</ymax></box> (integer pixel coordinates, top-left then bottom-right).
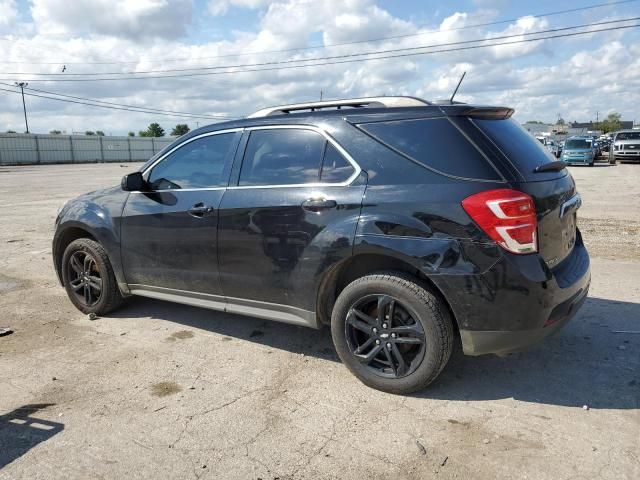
<box><xmin>360</xmin><ymin>117</ymin><xmax>500</xmax><ymax>180</ymax></box>
<box><xmin>565</xmin><ymin>139</ymin><xmax>592</xmax><ymax>149</ymax></box>
<box><xmin>474</xmin><ymin>118</ymin><xmax>558</xmax><ymax>176</ymax></box>
<box><xmin>321</xmin><ymin>143</ymin><xmax>355</xmax><ymax>183</ymax></box>
<box><xmin>148</xmin><ymin>133</ymin><xmax>236</xmax><ymax>190</ymax></box>
<box><xmin>239</xmin><ymin>129</ymin><xmax>324</xmax><ymax>186</ymax></box>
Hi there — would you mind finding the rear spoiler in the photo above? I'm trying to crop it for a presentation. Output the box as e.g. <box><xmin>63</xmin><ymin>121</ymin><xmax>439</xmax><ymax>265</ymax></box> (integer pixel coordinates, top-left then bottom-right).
<box><xmin>440</xmin><ymin>105</ymin><xmax>515</xmax><ymax>120</ymax></box>
<box><xmin>451</xmin><ymin>107</ymin><xmax>515</xmax><ymax>119</ymax></box>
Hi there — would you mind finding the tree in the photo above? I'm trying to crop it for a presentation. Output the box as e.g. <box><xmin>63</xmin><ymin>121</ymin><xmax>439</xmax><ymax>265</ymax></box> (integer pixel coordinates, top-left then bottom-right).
<box><xmin>598</xmin><ymin>112</ymin><xmax>622</xmax><ymax>133</ymax></box>
<box><xmin>96</xmin><ymin>130</ymin><xmax>105</xmax><ymax>136</ymax></box>
<box><xmin>171</xmin><ymin>124</ymin><xmax>190</xmax><ymax>136</ymax></box>
<box><xmin>128</xmin><ymin>131</ymin><xmax>135</xmax><ymax>137</ymax></box>
<box><xmin>49</xmin><ymin>129</ymin><xmax>62</xmax><ymax>134</ymax></box>
<box><xmin>139</xmin><ymin>123</ymin><xmax>165</xmax><ymax>137</ymax></box>
<box><xmin>85</xmin><ymin>131</ymin><xmax>95</xmax><ymax>136</ymax></box>
<box><xmin>6</xmin><ymin>130</ymin><xmax>16</xmax><ymax>133</ymax></box>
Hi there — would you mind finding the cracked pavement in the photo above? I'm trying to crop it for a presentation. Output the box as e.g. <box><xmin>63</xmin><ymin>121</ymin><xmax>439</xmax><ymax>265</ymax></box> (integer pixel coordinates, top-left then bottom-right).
<box><xmin>0</xmin><ymin>162</ymin><xmax>638</xmax><ymax>479</ymax></box>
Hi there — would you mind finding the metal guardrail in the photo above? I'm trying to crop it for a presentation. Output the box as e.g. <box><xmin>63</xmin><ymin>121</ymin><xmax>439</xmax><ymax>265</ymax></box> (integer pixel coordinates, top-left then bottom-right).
<box><xmin>0</xmin><ymin>134</ymin><xmax>177</xmax><ymax>166</ymax></box>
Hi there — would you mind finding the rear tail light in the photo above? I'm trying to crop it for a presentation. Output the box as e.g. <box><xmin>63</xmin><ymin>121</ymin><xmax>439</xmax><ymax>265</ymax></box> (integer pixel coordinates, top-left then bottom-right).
<box><xmin>462</xmin><ymin>189</ymin><xmax>537</xmax><ymax>254</ymax></box>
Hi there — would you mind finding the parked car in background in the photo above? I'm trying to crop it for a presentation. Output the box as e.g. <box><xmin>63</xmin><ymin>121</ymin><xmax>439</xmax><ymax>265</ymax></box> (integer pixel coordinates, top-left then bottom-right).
<box><xmin>590</xmin><ymin>137</ymin><xmax>602</xmax><ymax>157</ymax></box>
<box><xmin>52</xmin><ymin>96</ymin><xmax>590</xmax><ymax>394</ymax></box>
<box><xmin>536</xmin><ymin>136</ymin><xmax>561</xmax><ymax>158</ymax></box>
<box><xmin>561</xmin><ymin>136</ymin><xmax>596</xmax><ymax>166</ymax></box>
<box><xmin>610</xmin><ymin>130</ymin><xmax>640</xmax><ymax>164</ymax></box>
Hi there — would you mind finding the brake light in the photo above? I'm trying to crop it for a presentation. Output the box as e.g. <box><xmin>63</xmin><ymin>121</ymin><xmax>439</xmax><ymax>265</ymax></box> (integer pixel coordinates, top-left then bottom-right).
<box><xmin>462</xmin><ymin>189</ymin><xmax>537</xmax><ymax>254</ymax></box>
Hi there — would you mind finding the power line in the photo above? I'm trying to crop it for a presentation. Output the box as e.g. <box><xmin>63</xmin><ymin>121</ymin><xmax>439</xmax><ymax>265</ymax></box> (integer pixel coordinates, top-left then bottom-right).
<box><xmin>0</xmin><ymin>0</ymin><xmax>637</xmax><ymax>65</ymax></box>
<box><xmin>6</xmin><ymin>17</ymin><xmax>637</xmax><ymax>77</ymax></box>
<box><xmin>0</xmin><ymin>82</ymin><xmax>234</xmax><ymax>119</ymax></box>
<box><xmin>0</xmin><ymin>86</ymin><xmax>236</xmax><ymax>120</ymax></box>
<box><xmin>2</xmin><ymin>22</ymin><xmax>638</xmax><ymax>83</ymax></box>
<box><xmin>6</xmin><ymin>17</ymin><xmax>636</xmax><ymax>77</ymax></box>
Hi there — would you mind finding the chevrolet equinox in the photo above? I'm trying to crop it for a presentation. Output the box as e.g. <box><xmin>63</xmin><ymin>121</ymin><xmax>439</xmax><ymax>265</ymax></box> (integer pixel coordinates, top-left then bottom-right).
<box><xmin>53</xmin><ymin>97</ymin><xmax>591</xmax><ymax>394</ymax></box>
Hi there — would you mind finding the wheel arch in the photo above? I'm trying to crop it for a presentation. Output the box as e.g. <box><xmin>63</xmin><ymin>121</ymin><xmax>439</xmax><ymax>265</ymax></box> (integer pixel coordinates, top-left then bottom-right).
<box><xmin>53</xmin><ymin>225</ymin><xmax>98</xmax><ymax>285</ymax></box>
<box><xmin>316</xmin><ymin>253</ymin><xmax>458</xmax><ymax>332</ymax></box>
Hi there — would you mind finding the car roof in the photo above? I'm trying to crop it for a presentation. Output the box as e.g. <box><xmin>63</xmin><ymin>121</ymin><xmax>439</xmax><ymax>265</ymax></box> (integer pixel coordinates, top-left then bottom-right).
<box><xmin>182</xmin><ymin>97</ymin><xmax>513</xmax><ymax>137</ymax></box>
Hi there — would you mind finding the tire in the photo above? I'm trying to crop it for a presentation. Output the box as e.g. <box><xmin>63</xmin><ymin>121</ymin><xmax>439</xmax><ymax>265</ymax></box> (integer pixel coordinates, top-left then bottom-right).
<box><xmin>331</xmin><ymin>272</ymin><xmax>453</xmax><ymax>394</ymax></box>
<box><xmin>61</xmin><ymin>238</ymin><xmax>123</xmax><ymax>315</ymax></box>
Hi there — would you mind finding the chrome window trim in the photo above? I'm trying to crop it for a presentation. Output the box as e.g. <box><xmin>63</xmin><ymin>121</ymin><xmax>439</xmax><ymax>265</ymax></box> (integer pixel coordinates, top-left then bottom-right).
<box><xmin>228</xmin><ymin>124</ymin><xmax>362</xmax><ymax>190</ymax></box>
<box><xmin>130</xmin><ymin>187</ymin><xmax>227</xmax><ymax>194</ymax></box>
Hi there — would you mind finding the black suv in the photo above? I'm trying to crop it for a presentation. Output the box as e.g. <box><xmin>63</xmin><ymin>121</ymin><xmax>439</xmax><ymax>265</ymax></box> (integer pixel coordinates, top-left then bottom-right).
<box><xmin>53</xmin><ymin>97</ymin><xmax>590</xmax><ymax>394</ymax></box>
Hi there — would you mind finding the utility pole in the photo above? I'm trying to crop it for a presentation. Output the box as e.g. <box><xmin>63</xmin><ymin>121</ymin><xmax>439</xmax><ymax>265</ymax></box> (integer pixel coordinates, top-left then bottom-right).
<box><xmin>15</xmin><ymin>82</ymin><xmax>29</xmax><ymax>133</ymax></box>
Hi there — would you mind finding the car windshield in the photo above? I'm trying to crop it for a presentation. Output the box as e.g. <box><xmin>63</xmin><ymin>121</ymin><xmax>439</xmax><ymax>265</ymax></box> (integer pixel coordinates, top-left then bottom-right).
<box><xmin>565</xmin><ymin>139</ymin><xmax>591</xmax><ymax>149</ymax></box>
<box><xmin>616</xmin><ymin>132</ymin><xmax>640</xmax><ymax>140</ymax></box>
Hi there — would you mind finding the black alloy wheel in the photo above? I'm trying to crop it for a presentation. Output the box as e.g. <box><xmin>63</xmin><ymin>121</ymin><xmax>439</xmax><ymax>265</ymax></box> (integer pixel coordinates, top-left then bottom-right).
<box><xmin>331</xmin><ymin>272</ymin><xmax>453</xmax><ymax>394</ymax></box>
<box><xmin>67</xmin><ymin>250</ymin><xmax>103</xmax><ymax>307</ymax></box>
<box><xmin>345</xmin><ymin>294</ymin><xmax>426</xmax><ymax>378</ymax></box>
<box><xmin>61</xmin><ymin>238</ymin><xmax>123</xmax><ymax>315</ymax></box>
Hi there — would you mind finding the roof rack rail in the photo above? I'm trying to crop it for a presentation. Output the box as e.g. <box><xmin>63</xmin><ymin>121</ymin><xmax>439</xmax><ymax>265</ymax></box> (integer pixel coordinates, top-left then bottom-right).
<box><xmin>247</xmin><ymin>96</ymin><xmax>431</xmax><ymax>118</ymax></box>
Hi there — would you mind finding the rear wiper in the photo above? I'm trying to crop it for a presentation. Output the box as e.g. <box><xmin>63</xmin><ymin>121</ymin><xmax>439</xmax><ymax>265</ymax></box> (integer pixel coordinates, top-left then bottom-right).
<box><xmin>534</xmin><ymin>160</ymin><xmax>566</xmax><ymax>173</ymax></box>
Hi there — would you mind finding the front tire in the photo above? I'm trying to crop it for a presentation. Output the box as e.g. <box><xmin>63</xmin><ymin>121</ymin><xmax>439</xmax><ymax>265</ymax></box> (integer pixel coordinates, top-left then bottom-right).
<box><xmin>331</xmin><ymin>273</ymin><xmax>453</xmax><ymax>394</ymax></box>
<box><xmin>61</xmin><ymin>238</ymin><xmax>123</xmax><ymax>315</ymax></box>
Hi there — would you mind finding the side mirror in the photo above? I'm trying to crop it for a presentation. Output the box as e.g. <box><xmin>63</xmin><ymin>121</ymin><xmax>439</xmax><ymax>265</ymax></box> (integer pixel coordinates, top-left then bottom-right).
<box><xmin>121</xmin><ymin>172</ymin><xmax>146</xmax><ymax>191</ymax></box>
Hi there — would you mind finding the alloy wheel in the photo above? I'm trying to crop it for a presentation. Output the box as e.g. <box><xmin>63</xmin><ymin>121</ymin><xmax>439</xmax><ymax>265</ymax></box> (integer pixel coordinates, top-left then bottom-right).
<box><xmin>67</xmin><ymin>251</ymin><xmax>103</xmax><ymax>307</ymax></box>
<box><xmin>345</xmin><ymin>294</ymin><xmax>426</xmax><ymax>378</ymax></box>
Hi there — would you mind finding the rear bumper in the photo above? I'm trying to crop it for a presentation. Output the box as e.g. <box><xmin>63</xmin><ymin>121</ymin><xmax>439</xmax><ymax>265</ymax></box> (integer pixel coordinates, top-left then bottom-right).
<box><xmin>433</xmin><ymin>231</ymin><xmax>591</xmax><ymax>356</ymax></box>
<box><xmin>460</xmin><ymin>285</ymin><xmax>588</xmax><ymax>355</ymax></box>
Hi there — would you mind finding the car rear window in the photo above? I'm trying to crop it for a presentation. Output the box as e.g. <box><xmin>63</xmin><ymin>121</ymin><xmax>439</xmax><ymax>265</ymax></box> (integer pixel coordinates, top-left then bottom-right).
<box><xmin>473</xmin><ymin>118</ymin><xmax>560</xmax><ymax>179</ymax></box>
<box><xmin>359</xmin><ymin>117</ymin><xmax>501</xmax><ymax>181</ymax></box>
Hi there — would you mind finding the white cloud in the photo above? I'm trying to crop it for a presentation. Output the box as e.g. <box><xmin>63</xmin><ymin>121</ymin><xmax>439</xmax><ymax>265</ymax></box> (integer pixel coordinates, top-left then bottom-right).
<box><xmin>207</xmin><ymin>0</ymin><xmax>270</xmax><ymax>16</ymax></box>
<box><xmin>0</xmin><ymin>0</ymin><xmax>638</xmax><ymax>133</ymax></box>
<box><xmin>30</xmin><ymin>0</ymin><xmax>194</xmax><ymax>40</ymax></box>
<box><xmin>0</xmin><ymin>0</ymin><xmax>18</xmax><ymax>28</ymax></box>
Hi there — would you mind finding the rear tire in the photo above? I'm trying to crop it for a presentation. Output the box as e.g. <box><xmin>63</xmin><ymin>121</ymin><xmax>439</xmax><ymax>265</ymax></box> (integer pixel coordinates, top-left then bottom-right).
<box><xmin>61</xmin><ymin>238</ymin><xmax>123</xmax><ymax>315</ymax></box>
<box><xmin>331</xmin><ymin>272</ymin><xmax>453</xmax><ymax>394</ymax></box>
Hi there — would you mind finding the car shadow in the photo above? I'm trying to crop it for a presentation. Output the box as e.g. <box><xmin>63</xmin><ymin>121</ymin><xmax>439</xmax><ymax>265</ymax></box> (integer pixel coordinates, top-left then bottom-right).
<box><xmin>113</xmin><ymin>296</ymin><xmax>639</xmax><ymax>409</ymax></box>
<box><xmin>112</xmin><ymin>297</ymin><xmax>339</xmax><ymax>361</ymax></box>
<box><xmin>0</xmin><ymin>404</ymin><xmax>64</xmax><ymax>469</ymax></box>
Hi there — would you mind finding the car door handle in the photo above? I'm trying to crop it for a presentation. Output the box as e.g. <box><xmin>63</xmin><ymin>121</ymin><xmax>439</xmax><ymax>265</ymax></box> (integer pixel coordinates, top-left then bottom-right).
<box><xmin>188</xmin><ymin>203</ymin><xmax>214</xmax><ymax>217</ymax></box>
<box><xmin>301</xmin><ymin>198</ymin><xmax>337</xmax><ymax>212</ymax></box>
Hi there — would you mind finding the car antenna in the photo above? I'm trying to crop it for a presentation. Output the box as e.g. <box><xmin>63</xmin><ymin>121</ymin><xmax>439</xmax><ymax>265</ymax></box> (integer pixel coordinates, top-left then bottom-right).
<box><xmin>450</xmin><ymin>71</ymin><xmax>466</xmax><ymax>103</ymax></box>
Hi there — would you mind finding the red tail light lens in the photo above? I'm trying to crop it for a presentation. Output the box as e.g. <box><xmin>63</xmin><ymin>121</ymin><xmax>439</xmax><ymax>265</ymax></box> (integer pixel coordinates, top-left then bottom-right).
<box><xmin>462</xmin><ymin>189</ymin><xmax>537</xmax><ymax>254</ymax></box>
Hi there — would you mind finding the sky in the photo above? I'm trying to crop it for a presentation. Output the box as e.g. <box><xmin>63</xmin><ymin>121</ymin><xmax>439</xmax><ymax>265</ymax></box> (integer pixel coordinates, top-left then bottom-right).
<box><xmin>0</xmin><ymin>0</ymin><xmax>638</xmax><ymax>134</ymax></box>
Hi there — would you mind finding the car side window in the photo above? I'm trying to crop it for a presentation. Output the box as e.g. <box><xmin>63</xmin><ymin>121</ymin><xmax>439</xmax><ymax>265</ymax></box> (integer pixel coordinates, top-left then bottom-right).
<box><xmin>361</xmin><ymin>117</ymin><xmax>501</xmax><ymax>181</ymax></box>
<box><xmin>148</xmin><ymin>133</ymin><xmax>236</xmax><ymax>190</ymax></box>
<box><xmin>238</xmin><ymin>129</ymin><xmax>325</xmax><ymax>186</ymax></box>
<box><xmin>320</xmin><ymin>143</ymin><xmax>355</xmax><ymax>183</ymax></box>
